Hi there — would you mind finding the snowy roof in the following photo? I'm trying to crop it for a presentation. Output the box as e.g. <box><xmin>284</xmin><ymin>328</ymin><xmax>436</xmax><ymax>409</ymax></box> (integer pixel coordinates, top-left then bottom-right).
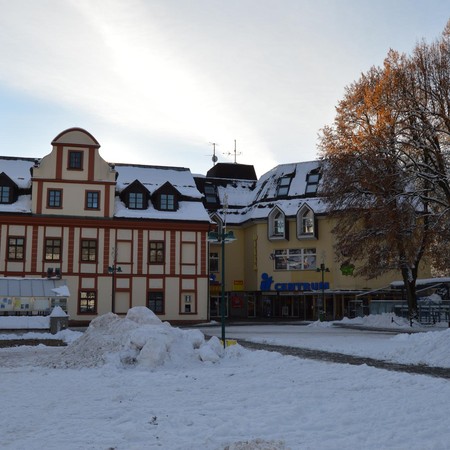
<box><xmin>0</xmin><ymin>278</ymin><xmax>70</xmax><ymax>298</ymax></box>
<box><xmin>115</xmin><ymin>164</ymin><xmax>202</xmax><ymax>199</ymax></box>
<box><xmin>208</xmin><ymin>161</ymin><xmax>326</xmax><ymax>225</ymax></box>
<box><xmin>0</xmin><ymin>157</ymin><xmax>35</xmax><ymax>189</ymax></box>
<box><xmin>114</xmin><ymin>198</ymin><xmax>211</xmax><ymax>221</ymax></box>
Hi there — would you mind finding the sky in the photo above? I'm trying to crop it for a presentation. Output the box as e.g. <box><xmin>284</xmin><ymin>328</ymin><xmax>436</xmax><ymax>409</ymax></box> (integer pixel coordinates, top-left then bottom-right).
<box><xmin>0</xmin><ymin>1</ymin><xmax>449</xmax><ymax>177</ymax></box>
<box><xmin>2</xmin><ymin>311</ymin><xmax>450</xmax><ymax>449</ymax></box>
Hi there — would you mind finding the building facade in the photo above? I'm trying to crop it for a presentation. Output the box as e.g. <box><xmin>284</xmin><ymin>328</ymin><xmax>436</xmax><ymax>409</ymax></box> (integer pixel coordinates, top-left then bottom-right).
<box><xmin>0</xmin><ymin>128</ymin><xmax>210</xmax><ymax>324</ymax></box>
<box><xmin>0</xmin><ymin>128</ymin><xmax>433</xmax><ymax>324</ymax></box>
<box><xmin>195</xmin><ymin>162</ymin><xmax>432</xmax><ymax>321</ymax></box>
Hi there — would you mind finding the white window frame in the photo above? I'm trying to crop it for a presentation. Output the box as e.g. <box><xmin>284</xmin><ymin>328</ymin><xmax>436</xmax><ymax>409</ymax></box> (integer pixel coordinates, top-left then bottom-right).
<box><xmin>268</xmin><ymin>207</ymin><xmax>286</xmax><ymax>240</ymax></box>
<box><xmin>273</xmin><ymin>248</ymin><xmax>317</xmax><ymax>271</ymax></box>
<box><xmin>297</xmin><ymin>205</ymin><xmax>316</xmax><ymax>238</ymax></box>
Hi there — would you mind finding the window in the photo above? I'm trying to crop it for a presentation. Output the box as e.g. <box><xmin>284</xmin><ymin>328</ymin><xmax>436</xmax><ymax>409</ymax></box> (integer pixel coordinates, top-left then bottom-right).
<box><xmin>8</xmin><ymin>237</ymin><xmax>25</xmax><ymax>260</ymax></box>
<box><xmin>305</xmin><ymin>172</ymin><xmax>320</xmax><ymax>194</ymax></box>
<box><xmin>209</xmin><ymin>252</ymin><xmax>219</xmax><ymax>272</ymax></box>
<box><xmin>45</xmin><ymin>238</ymin><xmax>61</xmax><ymax>261</ymax></box>
<box><xmin>81</xmin><ymin>239</ymin><xmax>97</xmax><ymax>262</ymax></box>
<box><xmin>182</xmin><ymin>293</ymin><xmax>195</xmax><ymax>314</ymax></box>
<box><xmin>149</xmin><ymin>241</ymin><xmax>164</xmax><ymax>263</ymax></box>
<box><xmin>268</xmin><ymin>208</ymin><xmax>286</xmax><ymax>240</ymax></box>
<box><xmin>297</xmin><ymin>205</ymin><xmax>316</xmax><ymax>238</ymax></box>
<box><xmin>47</xmin><ymin>189</ymin><xmax>62</xmax><ymax>208</ymax></box>
<box><xmin>204</xmin><ymin>183</ymin><xmax>218</xmax><ymax>204</ymax></box>
<box><xmin>273</xmin><ymin>248</ymin><xmax>316</xmax><ymax>271</ymax></box>
<box><xmin>0</xmin><ymin>186</ymin><xmax>10</xmax><ymax>203</ymax></box>
<box><xmin>160</xmin><ymin>194</ymin><xmax>175</xmax><ymax>211</ymax></box>
<box><xmin>68</xmin><ymin>150</ymin><xmax>83</xmax><ymax>170</ymax></box>
<box><xmin>274</xmin><ymin>212</ymin><xmax>285</xmax><ymax>235</ymax></box>
<box><xmin>129</xmin><ymin>192</ymin><xmax>144</xmax><ymax>209</ymax></box>
<box><xmin>277</xmin><ymin>176</ymin><xmax>291</xmax><ymax>197</ymax></box>
<box><xmin>148</xmin><ymin>291</ymin><xmax>164</xmax><ymax>314</ymax></box>
<box><xmin>79</xmin><ymin>291</ymin><xmax>97</xmax><ymax>313</ymax></box>
<box><xmin>86</xmin><ymin>191</ymin><xmax>100</xmax><ymax>209</ymax></box>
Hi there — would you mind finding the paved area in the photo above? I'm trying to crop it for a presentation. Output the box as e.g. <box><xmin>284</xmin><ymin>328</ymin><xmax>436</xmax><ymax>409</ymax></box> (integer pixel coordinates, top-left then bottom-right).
<box><xmin>235</xmin><ymin>339</ymin><xmax>450</xmax><ymax>380</ymax></box>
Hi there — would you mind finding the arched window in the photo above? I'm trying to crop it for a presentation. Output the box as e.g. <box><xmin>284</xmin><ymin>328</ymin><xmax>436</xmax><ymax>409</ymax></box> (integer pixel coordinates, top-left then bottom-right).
<box><xmin>297</xmin><ymin>205</ymin><xmax>317</xmax><ymax>239</ymax></box>
<box><xmin>268</xmin><ymin>207</ymin><xmax>287</xmax><ymax>240</ymax></box>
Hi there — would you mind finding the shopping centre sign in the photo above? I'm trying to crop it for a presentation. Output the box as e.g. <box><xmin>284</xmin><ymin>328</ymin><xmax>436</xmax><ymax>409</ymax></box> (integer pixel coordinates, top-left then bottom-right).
<box><xmin>260</xmin><ymin>273</ymin><xmax>329</xmax><ymax>292</ymax></box>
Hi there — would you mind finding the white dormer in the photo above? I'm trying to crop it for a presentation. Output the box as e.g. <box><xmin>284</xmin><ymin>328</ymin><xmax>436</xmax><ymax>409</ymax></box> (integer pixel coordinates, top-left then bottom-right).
<box><xmin>297</xmin><ymin>204</ymin><xmax>318</xmax><ymax>239</ymax></box>
<box><xmin>268</xmin><ymin>206</ymin><xmax>288</xmax><ymax>240</ymax></box>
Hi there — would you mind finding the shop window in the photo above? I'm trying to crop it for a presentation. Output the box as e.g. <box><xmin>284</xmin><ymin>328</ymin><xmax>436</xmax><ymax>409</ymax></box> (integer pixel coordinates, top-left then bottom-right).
<box><xmin>273</xmin><ymin>248</ymin><xmax>316</xmax><ymax>270</ymax></box>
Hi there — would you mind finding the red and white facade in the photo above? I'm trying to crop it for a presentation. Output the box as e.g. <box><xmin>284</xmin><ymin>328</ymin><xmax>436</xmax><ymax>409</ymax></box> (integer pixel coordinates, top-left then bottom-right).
<box><xmin>0</xmin><ymin>128</ymin><xmax>211</xmax><ymax>324</ymax></box>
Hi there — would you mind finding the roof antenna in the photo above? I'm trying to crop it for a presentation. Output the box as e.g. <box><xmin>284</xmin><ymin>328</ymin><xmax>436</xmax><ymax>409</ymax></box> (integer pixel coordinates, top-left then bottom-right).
<box><xmin>224</xmin><ymin>139</ymin><xmax>242</xmax><ymax>163</ymax></box>
<box><xmin>209</xmin><ymin>142</ymin><xmax>219</xmax><ymax>165</ymax></box>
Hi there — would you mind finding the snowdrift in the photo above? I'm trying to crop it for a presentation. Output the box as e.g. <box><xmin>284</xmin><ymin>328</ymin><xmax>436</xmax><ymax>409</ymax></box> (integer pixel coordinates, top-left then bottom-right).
<box><xmin>47</xmin><ymin>307</ymin><xmax>227</xmax><ymax>369</ymax></box>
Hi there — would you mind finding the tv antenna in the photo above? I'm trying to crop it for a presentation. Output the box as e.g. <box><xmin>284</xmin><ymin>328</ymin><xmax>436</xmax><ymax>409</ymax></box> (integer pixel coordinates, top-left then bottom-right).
<box><xmin>209</xmin><ymin>142</ymin><xmax>219</xmax><ymax>165</ymax></box>
<box><xmin>224</xmin><ymin>139</ymin><xmax>242</xmax><ymax>163</ymax></box>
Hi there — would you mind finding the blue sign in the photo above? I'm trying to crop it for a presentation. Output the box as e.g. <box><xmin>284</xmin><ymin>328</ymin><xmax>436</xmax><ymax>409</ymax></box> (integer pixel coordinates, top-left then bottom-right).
<box><xmin>260</xmin><ymin>273</ymin><xmax>329</xmax><ymax>292</ymax></box>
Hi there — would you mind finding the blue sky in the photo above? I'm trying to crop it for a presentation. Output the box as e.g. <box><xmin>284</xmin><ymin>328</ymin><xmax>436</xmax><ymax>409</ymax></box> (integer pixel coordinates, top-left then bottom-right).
<box><xmin>0</xmin><ymin>0</ymin><xmax>448</xmax><ymax>177</ymax></box>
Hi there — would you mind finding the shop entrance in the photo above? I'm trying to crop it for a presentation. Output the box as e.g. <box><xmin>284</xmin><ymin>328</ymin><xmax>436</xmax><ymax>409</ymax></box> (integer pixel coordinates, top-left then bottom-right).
<box><xmin>210</xmin><ymin>294</ymin><xmax>229</xmax><ymax>318</ymax></box>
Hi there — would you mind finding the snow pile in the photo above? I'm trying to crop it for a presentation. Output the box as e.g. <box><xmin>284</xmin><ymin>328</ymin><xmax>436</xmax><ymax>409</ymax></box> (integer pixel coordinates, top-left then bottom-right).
<box><xmin>338</xmin><ymin>312</ymin><xmax>412</xmax><ymax>328</ymax></box>
<box><xmin>46</xmin><ymin>307</ymin><xmax>225</xmax><ymax>369</ymax></box>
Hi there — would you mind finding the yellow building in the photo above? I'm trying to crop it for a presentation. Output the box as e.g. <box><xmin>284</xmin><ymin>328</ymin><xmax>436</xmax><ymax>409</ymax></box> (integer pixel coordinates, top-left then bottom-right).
<box><xmin>195</xmin><ymin>162</ymin><xmax>431</xmax><ymax>321</ymax></box>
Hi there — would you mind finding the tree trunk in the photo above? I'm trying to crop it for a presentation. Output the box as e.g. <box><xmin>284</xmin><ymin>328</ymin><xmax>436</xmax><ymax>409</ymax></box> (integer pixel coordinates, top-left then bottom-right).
<box><xmin>401</xmin><ymin>267</ymin><xmax>418</xmax><ymax>324</ymax></box>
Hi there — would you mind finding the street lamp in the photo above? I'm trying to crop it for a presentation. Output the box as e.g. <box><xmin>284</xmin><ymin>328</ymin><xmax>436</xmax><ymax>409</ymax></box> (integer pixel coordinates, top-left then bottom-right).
<box><xmin>316</xmin><ymin>262</ymin><xmax>330</xmax><ymax>321</ymax></box>
<box><xmin>208</xmin><ymin>195</ymin><xmax>236</xmax><ymax>347</ymax></box>
<box><xmin>108</xmin><ymin>264</ymin><xmax>122</xmax><ymax>314</ymax></box>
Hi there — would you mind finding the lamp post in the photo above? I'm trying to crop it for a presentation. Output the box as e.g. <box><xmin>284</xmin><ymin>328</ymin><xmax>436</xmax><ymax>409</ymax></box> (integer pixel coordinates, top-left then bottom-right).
<box><xmin>316</xmin><ymin>262</ymin><xmax>330</xmax><ymax>321</ymax></box>
<box><xmin>108</xmin><ymin>263</ymin><xmax>122</xmax><ymax>314</ymax></box>
<box><xmin>208</xmin><ymin>195</ymin><xmax>235</xmax><ymax>347</ymax></box>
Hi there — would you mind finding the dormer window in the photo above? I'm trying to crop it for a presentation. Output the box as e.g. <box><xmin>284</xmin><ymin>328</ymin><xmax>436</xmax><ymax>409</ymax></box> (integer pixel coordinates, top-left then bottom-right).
<box><xmin>204</xmin><ymin>183</ymin><xmax>219</xmax><ymax>205</ymax></box>
<box><xmin>297</xmin><ymin>204</ymin><xmax>317</xmax><ymax>239</ymax></box>
<box><xmin>160</xmin><ymin>194</ymin><xmax>175</xmax><ymax>211</ymax></box>
<box><xmin>0</xmin><ymin>186</ymin><xmax>11</xmax><ymax>204</ymax></box>
<box><xmin>152</xmin><ymin>182</ymin><xmax>180</xmax><ymax>212</ymax></box>
<box><xmin>268</xmin><ymin>207</ymin><xmax>288</xmax><ymax>240</ymax></box>
<box><xmin>0</xmin><ymin>172</ymin><xmax>18</xmax><ymax>204</ymax></box>
<box><xmin>129</xmin><ymin>192</ymin><xmax>144</xmax><ymax>209</ymax></box>
<box><xmin>68</xmin><ymin>150</ymin><xmax>83</xmax><ymax>170</ymax></box>
<box><xmin>277</xmin><ymin>176</ymin><xmax>291</xmax><ymax>197</ymax></box>
<box><xmin>305</xmin><ymin>171</ymin><xmax>320</xmax><ymax>195</ymax></box>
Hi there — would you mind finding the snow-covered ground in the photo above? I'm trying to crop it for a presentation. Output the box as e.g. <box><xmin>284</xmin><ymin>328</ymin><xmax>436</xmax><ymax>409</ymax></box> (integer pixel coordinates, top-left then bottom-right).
<box><xmin>1</xmin><ymin>310</ymin><xmax>450</xmax><ymax>450</ymax></box>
